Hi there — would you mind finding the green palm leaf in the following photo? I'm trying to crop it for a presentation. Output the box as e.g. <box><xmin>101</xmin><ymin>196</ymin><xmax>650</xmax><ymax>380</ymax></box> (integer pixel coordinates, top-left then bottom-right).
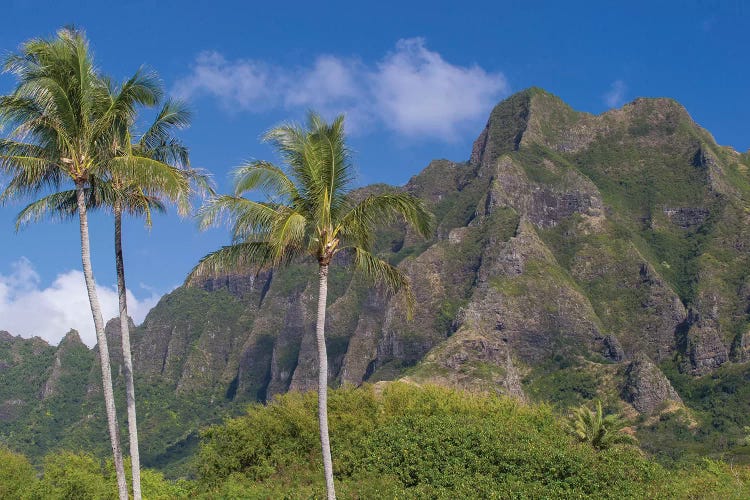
<box><xmin>352</xmin><ymin>246</ymin><xmax>415</xmax><ymax>317</ymax></box>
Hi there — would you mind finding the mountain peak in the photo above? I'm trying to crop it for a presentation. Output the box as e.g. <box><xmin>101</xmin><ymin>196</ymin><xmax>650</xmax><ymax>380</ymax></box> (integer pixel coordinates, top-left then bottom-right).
<box><xmin>470</xmin><ymin>88</ymin><xmax>579</xmax><ymax>169</ymax></box>
<box><xmin>58</xmin><ymin>329</ymin><xmax>84</xmax><ymax>349</ymax></box>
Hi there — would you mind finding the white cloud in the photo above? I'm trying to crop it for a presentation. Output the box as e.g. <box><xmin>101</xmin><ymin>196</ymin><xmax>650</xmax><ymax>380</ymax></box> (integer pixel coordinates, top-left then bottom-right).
<box><xmin>172</xmin><ymin>51</ymin><xmax>279</xmax><ymax>111</ymax></box>
<box><xmin>0</xmin><ymin>258</ymin><xmax>161</xmax><ymax>348</ymax></box>
<box><xmin>604</xmin><ymin>79</ymin><xmax>627</xmax><ymax>108</ymax></box>
<box><xmin>284</xmin><ymin>55</ymin><xmax>363</xmax><ymax>108</ymax></box>
<box><xmin>373</xmin><ymin>38</ymin><xmax>508</xmax><ymax>138</ymax></box>
<box><xmin>173</xmin><ymin>38</ymin><xmax>509</xmax><ymax>140</ymax></box>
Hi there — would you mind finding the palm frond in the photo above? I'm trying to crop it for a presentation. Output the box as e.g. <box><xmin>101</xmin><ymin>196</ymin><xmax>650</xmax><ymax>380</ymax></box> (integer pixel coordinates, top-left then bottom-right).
<box><xmin>352</xmin><ymin>246</ymin><xmax>415</xmax><ymax>318</ymax></box>
<box><xmin>12</xmin><ymin>179</ymin><xmax>164</xmax><ymax>229</ymax></box>
<box><xmin>196</xmin><ymin>195</ymin><xmax>278</xmax><ymax>237</ymax></box>
<box><xmin>233</xmin><ymin>160</ymin><xmax>298</xmax><ymax>201</ymax></box>
<box><xmin>106</xmin><ymin>155</ymin><xmax>190</xmax><ymax>201</ymax></box>
<box><xmin>336</xmin><ymin>192</ymin><xmax>434</xmax><ymax>249</ymax></box>
<box><xmin>565</xmin><ymin>400</ymin><xmax>636</xmax><ymax>450</ymax></box>
<box><xmin>310</xmin><ymin>113</ymin><xmax>353</xmax><ymax>220</ymax></box>
<box><xmin>186</xmin><ymin>241</ymin><xmax>275</xmax><ymax>284</ymax></box>
<box><xmin>94</xmin><ymin>67</ymin><xmax>161</xmax><ymax>137</ymax></box>
<box><xmin>168</xmin><ymin>167</ymin><xmax>214</xmax><ymax>217</ymax></box>
<box><xmin>0</xmin><ymin>158</ymin><xmax>64</xmax><ymax>202</ymax></box>
<box><xmin>15</xmin><ymin>189</ymin><xmax>79</xmax><ymax>228</ymax></box>
<box><xmin>139</xmin><ymin>99</ymin><xmax>191</xmax><ymax>155</ymax></box>
<box><xmin>263</xmin><ymin>122</ymin><xmax>326</xmax><ymax>215</ymax></box>
<box><xmin>269</xmin><ymin>207</ymin><xmax>307</xmax><ymax>265</ymax></box>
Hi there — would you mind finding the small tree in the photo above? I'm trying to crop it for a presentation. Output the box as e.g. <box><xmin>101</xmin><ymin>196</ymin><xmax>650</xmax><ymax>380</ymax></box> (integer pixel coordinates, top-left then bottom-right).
<box><xmin>566</xmin><ymin>400</ymin><xmax>636</xmax><ymax>450</ymax></box>
<box><xmin>189</xmin><ymin>112</ymin><xmax>433</xmax><ymax>499</ymax></box>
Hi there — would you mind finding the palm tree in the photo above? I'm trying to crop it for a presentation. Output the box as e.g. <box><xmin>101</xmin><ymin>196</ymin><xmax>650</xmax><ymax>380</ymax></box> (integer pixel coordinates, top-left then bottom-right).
<box><xmin>15</xmin><ymin>99</ymin><xmax>207</xmax><ymax>500</ymax></box>
<box><xmin>188</xmin><ymin>112</ymin><xmax>433</xmax><ymax>499</ymax></box>
<box><xmin>566</xmin><ymin>400</ymin><xmax>636</xmax><ymax>450</ymax></box>
<box><xmin>0</xmin><ymin>27</ymin><xmax>168</xmax><ymax>499</ymax></box>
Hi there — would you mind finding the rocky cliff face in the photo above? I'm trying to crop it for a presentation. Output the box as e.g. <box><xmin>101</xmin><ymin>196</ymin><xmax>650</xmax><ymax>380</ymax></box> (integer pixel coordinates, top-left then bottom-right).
<box><xmin>4</xmin><ymin>87</ymin><xmax>750</xmax><ymax>466</ymax></box>
<box><xmin>124</xmin><ymin>88</ymin><xmax>750</xmax><ymax>405</ymax></box>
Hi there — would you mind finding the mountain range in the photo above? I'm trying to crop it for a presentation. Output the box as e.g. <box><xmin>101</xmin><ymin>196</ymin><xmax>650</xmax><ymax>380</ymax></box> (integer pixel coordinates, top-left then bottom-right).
<box><xmin>3</xmin><ymin>87</ymin><xmax>750</xmax><ymax>471</ymax></box>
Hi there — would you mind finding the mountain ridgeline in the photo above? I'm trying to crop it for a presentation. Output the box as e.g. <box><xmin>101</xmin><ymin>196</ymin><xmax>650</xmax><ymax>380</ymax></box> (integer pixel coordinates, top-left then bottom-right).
<box><xmin>4</xmin><ymin>88</ymin><xmax>750</xmax><ymax>468</ymax></box>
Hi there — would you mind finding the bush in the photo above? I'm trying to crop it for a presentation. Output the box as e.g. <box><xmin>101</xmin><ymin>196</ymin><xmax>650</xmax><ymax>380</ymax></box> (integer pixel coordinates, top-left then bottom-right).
<box><xmin>196</xmin><ymin>383</ymin><xmax>671</xmax><ymax>498</ymax></box>
<box><xmin>0</xmin><ymin>447</ymin><xmax>38</xmax><ymax>498</ymax></box>
<box><xmin>32</xmin><ymin>451</ymin><xmax>115</xmax><ymax>499</ymax></box>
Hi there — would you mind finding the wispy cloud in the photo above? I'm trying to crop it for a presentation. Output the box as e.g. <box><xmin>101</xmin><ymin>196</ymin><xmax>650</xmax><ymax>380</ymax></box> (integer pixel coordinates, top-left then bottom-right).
<box><xmin>0</xmin><ymin>258</ymin><xmax>161</xmax><ymax>348</ymax></box>
<box><xmin>173</xmin><ymin>38</ymin><xmax>509</xmax><ymax>141</ymax></box>
<box><xmin>172</xmin><ymin>52</ymin><xmax>279</xmax><ymax>111</ymax></box>
<box><xmin>604</xmin><ymin>79</ymin><xmax>627</xmax><ymax>108</ymax></box>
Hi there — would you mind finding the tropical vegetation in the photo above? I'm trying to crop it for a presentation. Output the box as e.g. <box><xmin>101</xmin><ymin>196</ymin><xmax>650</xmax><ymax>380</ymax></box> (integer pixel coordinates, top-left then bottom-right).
<box><xmin>12</xmin><ymin>98</ymin><xmax>209</xmax><ymax>499</ymax></box>
<box><xmin>566</xmin><ymin>399</ymin><xmax>637</xmax><ymax>450</ymax></box>
<box><xmin>2</xmin><ymin>384</ymin><xmax>750</xmax><ymax>498</ymax></box>
<box><xmin>0</xmin><ymin>27</ymin><xmax>138</xmax><ymax>498</ymax></box>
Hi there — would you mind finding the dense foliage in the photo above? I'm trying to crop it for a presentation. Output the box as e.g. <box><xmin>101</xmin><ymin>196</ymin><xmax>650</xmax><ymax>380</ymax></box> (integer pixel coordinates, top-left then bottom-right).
<box><xmin>2</xmin><ymin>384</ymin><xmax>750</xmax><ymax>498</ymax></box>
<box><xmin>195</xmin><ymin>384</ymin><xmax>750</xmax><ymax>498</ymax></box>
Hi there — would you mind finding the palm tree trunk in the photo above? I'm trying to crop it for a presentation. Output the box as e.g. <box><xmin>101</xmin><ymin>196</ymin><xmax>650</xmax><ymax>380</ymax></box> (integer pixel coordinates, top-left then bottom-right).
<box><xmin>76</xmin><ymin>182</ymin><xmax>129</xmax><ymax>500</ymax></box>
<box><xmin>114</xmin><ymin>200</ymin><xmax>142</xmax><ymax>500</ymax></box>
<box><xmin>315</xmin><ymin>264</ymin><xmax>336</xmax><ymax>499</ymax></box>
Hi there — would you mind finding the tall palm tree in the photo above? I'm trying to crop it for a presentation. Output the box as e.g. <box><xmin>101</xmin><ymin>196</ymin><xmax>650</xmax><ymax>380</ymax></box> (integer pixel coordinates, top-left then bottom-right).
<box><xmin>0</xmin><ymin>27</ymin><xmax>173</xmax><ymax>499</ymax></box>
<box><xmin>188</xmin><ymin>112</ymin><xmax>433</xmax><ymax>499</ymax></box>
<box><xmin>15</xmin><ymin>99</ymin><xmax>207</xmax><ymax>500</ymax></box>
<box><xmin>112</xmin><ymin>100</ymin><xmax>212</xmax><ymax>500</ymax></box>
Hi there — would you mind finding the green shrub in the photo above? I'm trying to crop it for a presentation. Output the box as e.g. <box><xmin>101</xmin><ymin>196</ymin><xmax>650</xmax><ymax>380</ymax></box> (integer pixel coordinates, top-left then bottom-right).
<box><xmin>196</xmin><ymin>383</ymin><xmax>671</xmax><ymax>498</ymax></box>
<box><xmin>32</xmin><ymin>451</ymin><xmax>115</xmax><ymax>499</ymax></box>
<box><xmin>0</xmin><ymin>447</ymin><xmax>38</xmax><ymax>498</ymax></box>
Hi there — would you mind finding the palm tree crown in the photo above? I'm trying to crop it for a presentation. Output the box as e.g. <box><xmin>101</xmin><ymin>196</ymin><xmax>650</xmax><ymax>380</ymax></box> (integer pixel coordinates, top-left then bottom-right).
<box><xmin>190</xmin><ymin>112</ymin><xmax>432</xmax><ymax>304</ymax></box>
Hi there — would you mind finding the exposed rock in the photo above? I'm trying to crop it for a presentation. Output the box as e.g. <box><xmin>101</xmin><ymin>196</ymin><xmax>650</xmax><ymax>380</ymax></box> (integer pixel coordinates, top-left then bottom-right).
<box><xmin>486</xmin><ymin>155</ymin><xmax>605</xmax><ymax>228</ymax></box>
<box><xmin>685</xmin><ymin>321</ymin><xmax>729</xmax><ymax>375</ymax></box>
<box><xmin>603</xmin><ymin>335</ymin><xmax>625</xmax><ymax>362</ymax></box>
<box><xmin>623</xmin><ymin>353</ymin><xmax>682</xmax><ymax>414</ymax></box>
<box><xmin>470</xmin><ymin>89</ymin><xmax>534</xmax><ymax>171</ymax></box>
<box><xmin>254</xmin><ymin>287</ymin><xmax>311</xmax><ymax>397</ymax></box>
<box><xmin>0</xmin><ymin>399</ymin><xmax>26</xmax><ymax>422</ymax></box>
<box><xmin>199</xmin><ymin>270</ymin><xmax>273</xmax><ymax>300</ymax></box>
<box><xmin>410</xmin><ymin>329</ymin><xmax>527</xmax><ymax>401</ymax></box>
<box><xmin>339</xmin><ymin>289</ymin><xmax>389</xmax><ymax>386</ymax></box>
<box><xmin>570</xmin><ymin>243</ymin><xmax>687</xmax><ymax>362</ymax></box>
<box><xmin>733</xmin><ymin>330</ymin><xmax>750</xmax><ymax>362</ymax></box>
<box><xmin>102</xmin><ymin>316</ymin><xmax>136</xmax><ymax>371</ymax></box>
<box><xmin>406</xmin><ymin>160</ymin><xmax>462</xmax><ymax>205</ymax></box>
<box><xmin>662</xmin><ymin>207</ymin><xmax>710</xmax><ymax>229</ymax></box>
<box><xmin>42</xmin><ymin>330</ymin><xmax>91</xmax><ymax>400</ymax></box>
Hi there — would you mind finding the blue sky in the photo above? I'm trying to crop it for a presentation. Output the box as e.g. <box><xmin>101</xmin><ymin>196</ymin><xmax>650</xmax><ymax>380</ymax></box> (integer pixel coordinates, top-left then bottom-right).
<box><xmin>0</xmin><ymin>0</ymin><xmax>748</xmax><ymax>345</ymax></box>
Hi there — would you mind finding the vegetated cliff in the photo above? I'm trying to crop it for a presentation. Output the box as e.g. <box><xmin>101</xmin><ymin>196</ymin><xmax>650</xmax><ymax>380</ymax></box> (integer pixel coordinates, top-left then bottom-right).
<box><xmin>3</xmin><ymin>88</ymin><xmax>750</xmax><ymax>468</ymax></box>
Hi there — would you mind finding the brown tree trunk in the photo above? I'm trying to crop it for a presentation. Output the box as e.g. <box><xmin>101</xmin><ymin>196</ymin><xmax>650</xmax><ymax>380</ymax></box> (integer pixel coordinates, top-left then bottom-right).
<box><xmin>316</xmin><ymin>264</ymin><xmax>335</xmax><ymax>499</ymax></box>
<box><xmin>76</xmin><ymin>182</ymin><xmax>128</xmax><ymax>500</ymax></box>
<box><xmin>115</xmin><ymin>200</ymin><xmax>142</xmax><ymax>500</ymax></box>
